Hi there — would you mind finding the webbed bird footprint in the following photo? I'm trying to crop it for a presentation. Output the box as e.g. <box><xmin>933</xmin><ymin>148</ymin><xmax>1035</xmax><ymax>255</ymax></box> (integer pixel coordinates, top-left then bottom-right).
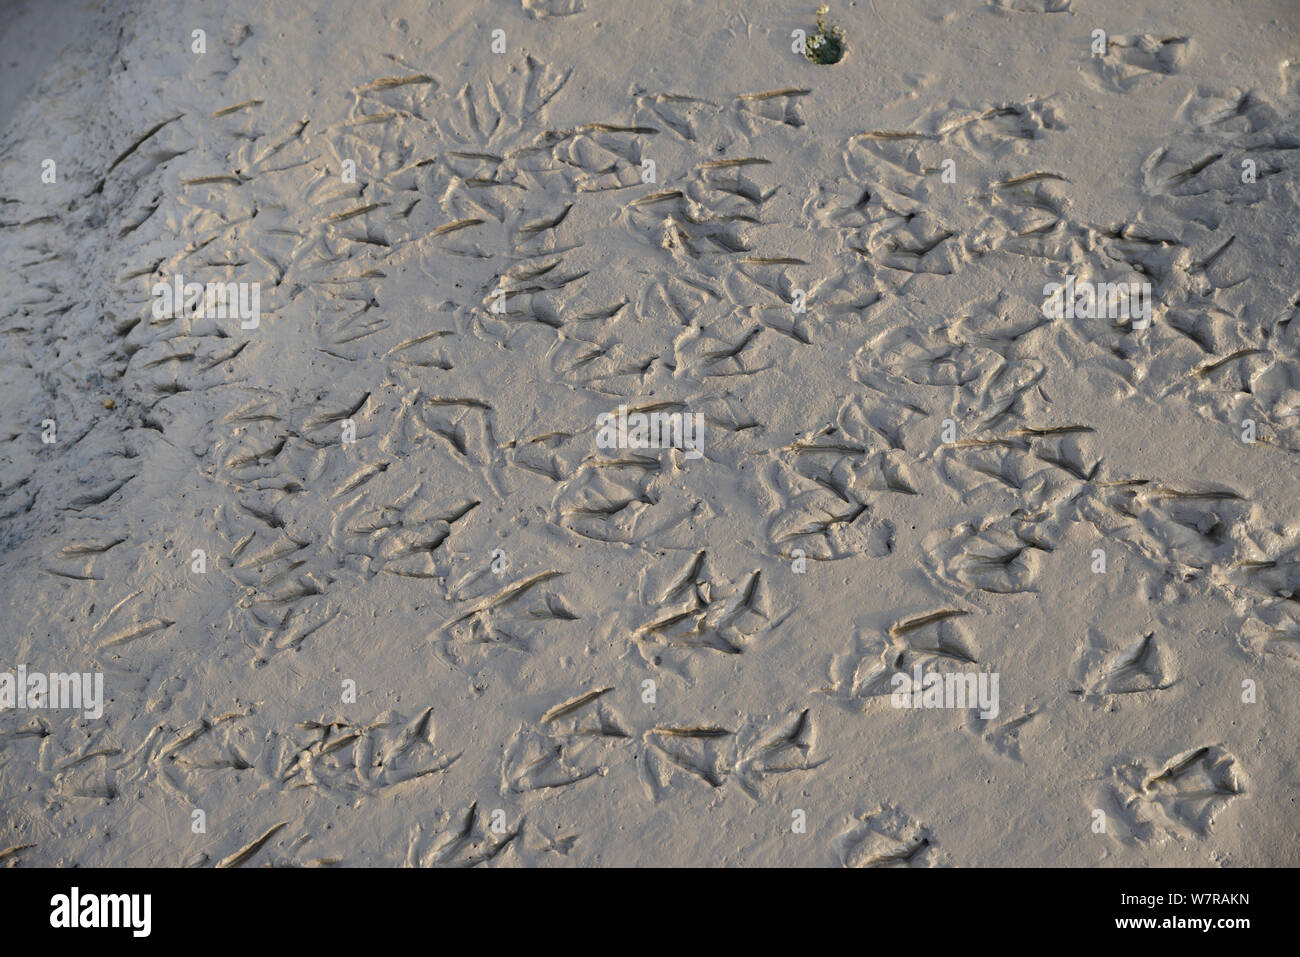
<box><xmin>964</xmin><ymin>706</ymin><xmax>1036</xmax><ymax>761</ymax></box>
<box><xmin>733</xmin><ymin>709</ymin><xmax>827</xmax><ymax>798</ymax></box>
<box><xmin>1070</xmin><ymin>629</ymin><xmax>1175</xmax><ymax>699</ymax></box>
<box><xmin>764</xmin><ymin>465</ymin><xmax>895</xmax><ymax>560</ymax></box>
<box><xmin>837</xmin><ymin>805</ymin><xmax>937</xmax><ymax>868</ymax></box>
<box><xmin>1105</xmin><ymin>745</ymin><xmax>1245</xmax><ymax>845</ymax></box>
<box><xmin>922</xmin><ymin>516</ymin><xmax>1052</xmax><ymax>594</ymax></box>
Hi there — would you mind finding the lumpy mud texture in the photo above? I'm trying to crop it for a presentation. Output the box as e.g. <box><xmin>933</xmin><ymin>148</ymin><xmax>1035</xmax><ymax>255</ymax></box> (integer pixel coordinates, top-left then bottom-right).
<box><xmin>0</xmin><ymin>0</ymin><xmax>1297</xmax><ymax>866</ymax></box>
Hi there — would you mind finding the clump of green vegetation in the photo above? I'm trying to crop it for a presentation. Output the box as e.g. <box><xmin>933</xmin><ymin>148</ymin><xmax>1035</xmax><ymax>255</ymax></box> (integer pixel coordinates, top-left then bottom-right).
<box><xmin>804</xmin><ymin>5</ymin><xmax>846</xmax><ymax>65</ymax></box>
